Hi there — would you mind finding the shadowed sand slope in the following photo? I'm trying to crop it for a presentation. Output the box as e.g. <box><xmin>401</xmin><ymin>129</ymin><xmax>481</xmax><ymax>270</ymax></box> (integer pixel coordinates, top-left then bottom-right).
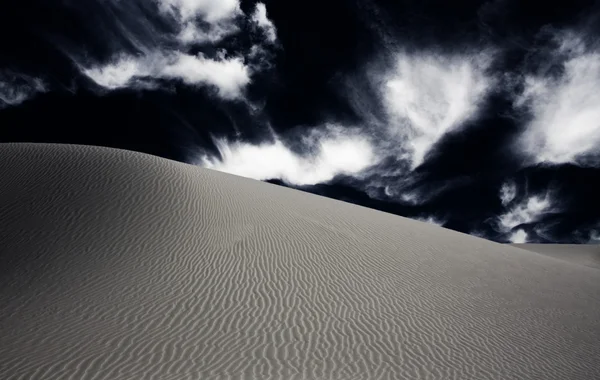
<box><xmin>1</xmin><ymin>143</ymin><xmax>599</xmax><ymax>380</ymax></box>
<box><xmin>512</xmin><ymin>244</ymin><xmax>600</xmax><ymax>270</ymax></box>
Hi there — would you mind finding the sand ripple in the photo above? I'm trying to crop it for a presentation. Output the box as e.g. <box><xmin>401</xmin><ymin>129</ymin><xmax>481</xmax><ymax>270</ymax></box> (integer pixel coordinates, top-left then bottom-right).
<box><xmin>0</xmin><ymin>143</ymin><xmax>599</xmax><ymax>380</ymax></box>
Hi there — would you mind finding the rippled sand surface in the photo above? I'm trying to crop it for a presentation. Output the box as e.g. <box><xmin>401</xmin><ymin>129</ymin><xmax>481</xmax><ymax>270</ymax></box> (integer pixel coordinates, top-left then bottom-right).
<box><xmin>512</xmin><ymin>244</ymin><xmax>600</xmax><ymax>270</ymax></box>
<box><xmin>1</xmin><ymin>143</ymin><xmax>599</xmax><ymax>380</ymax></box>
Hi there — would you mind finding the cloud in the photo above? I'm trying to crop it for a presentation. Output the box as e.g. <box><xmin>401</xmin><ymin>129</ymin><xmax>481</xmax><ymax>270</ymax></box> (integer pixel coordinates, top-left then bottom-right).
<box><xmin>508</xmin><ymin>229</ymin><xmax>528</xmax><ymax>243</ymax></box>
<box><xmin>75</xmin><ymin>1</ymin><xmax>276</xmax><ymax>100</ymax></box>
<box><xmin>83</xmin><ymin>52</ymin><xmax>250</xmax><ymax>99</ymax></box>
<box><xmin>382</xmin><ymin>51</ymin><xmax>494</xmax><ymax>168</ymax></box>
<box><xmin>515</xmin><ymin>33</ymin><xmax>600</xmax><ymax>166</ymax></box>
<box><xmin>251</xmin><ymin>3</ymin><xmax>277</xmax><ymax>43</ymax></box>
<box><xmin>156</xmin><ymin>0</ymin><xmax>240</xmax><ymax>23</ymax></box>
<box><xmin>488</xmin><ymin>180</ymin><xmax>561</xmax><ymax>242</ymax></box>
<box><xmin>198</xmin><ymin>128</ymin><xmax>377</xmax><ymax>186</ymax></box>
<box><xmin>309</xmin><ymin>48</ymin><xmax>498</xmax><ymax>206</ymax></box>
<box><xmin>177</xmin><ymin>20</ymin><xmax>240</xmax><ymax>44</ymax></box>
<box><xmin>157</xmin><ymin>0</ymin><xmax>242</xmax><ymax>44</ymax></box>
<box><xmin>415</xmin><ymin>215</ymin><xmax>446</xmax><ymax>227</ymax></box>
<box><xmin>160</xmin><ymin>53</ymin><xmax>250</xmax><ymax>99</ymax></box>
<box><xmin>499</xmin><ymin>180</ymin><xmax>517</xmax><ymax>206</ymax></box>
<box><xmin>496</xmin><ymin>191</ymin><xmax>555</xmax><ymax>232</ymax></box>
<box><xmin>82</xmin><ymin>55</ymin><xmax>149</xmax><ymax>90</ymax></box>
<box><xmin>0</xmin><ymin>72</ymin><xmax>46</xmax><ymax>108</ymax></box>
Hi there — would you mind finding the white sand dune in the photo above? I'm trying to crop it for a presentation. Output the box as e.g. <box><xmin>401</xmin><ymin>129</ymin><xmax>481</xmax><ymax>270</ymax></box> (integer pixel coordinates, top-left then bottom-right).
<box><xmin>0</xmin><ymin>143</ymin><xmax>599</xmax><ymax>380</ymax></box>
<box><xmin>512</xmin><ymin>244</ymin><xmax>600</xmax><ymax>270</ymax></box>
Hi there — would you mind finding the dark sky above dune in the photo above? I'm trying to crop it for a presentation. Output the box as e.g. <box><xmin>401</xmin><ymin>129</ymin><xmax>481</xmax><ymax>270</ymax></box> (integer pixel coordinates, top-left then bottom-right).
<box><xmin>1</xmin><ymin>0</ymin><xmax>599</xmax><ymax>244</ymax></box>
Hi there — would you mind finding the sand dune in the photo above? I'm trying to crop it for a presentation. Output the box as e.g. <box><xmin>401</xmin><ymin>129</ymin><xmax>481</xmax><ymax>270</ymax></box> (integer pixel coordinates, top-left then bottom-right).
<box><xmin>0</xmin><ymin>143</ymin><xmax>599</xmax><ymax>380</ymax></box>
<box><xmin>512</xmin><ymin>244</ymin><xmax>600</xmax><ymax>270</ymax></box>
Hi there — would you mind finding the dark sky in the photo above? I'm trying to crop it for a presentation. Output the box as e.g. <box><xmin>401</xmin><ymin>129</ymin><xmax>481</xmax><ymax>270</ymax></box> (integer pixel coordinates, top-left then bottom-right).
<box><xmin>1</xmin><ymin>0</ymin><xmax>599</xmax><ymax>244</ymax></box>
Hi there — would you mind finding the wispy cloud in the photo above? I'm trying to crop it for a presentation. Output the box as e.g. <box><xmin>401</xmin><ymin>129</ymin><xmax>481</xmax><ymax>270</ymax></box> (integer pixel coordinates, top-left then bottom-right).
<box><xmin>156</xmin><ymin>0</ymin><xmax>240</xmax><ymax>22</ymax></box>
<box><xmin>82</xmin><ymin>55</ymin><xmax>148</xmax><ymax>90</ymax></box>
<box><xmin>382</xmin><ymin>51</ymin><xmax>494</xmax><ymax>168</ymax></box>
<box><xmin>479</xmin><ymin>181</ymin><xmax>558</xmax><ymax>243</ymax></box>
<box><xmin>157</xmin><ymin>0</ymin><xmax>242</xmax><ymax>43</ymax></box>
<box><xmin>495</xmin><ymin>181</ymin><xmax>558</xmax><ymax>234</ymax></box>
<box><xmin>0</xmin><ymin>72</ymin><xmax>46</xmax><ymax>108</ymax></box>
<box><xmin>499</xmin><ymin>180</ymin><xmax>517</xmax><ymax>206</ymax></box>
<box><xmin>284</xmin><ymin>48</ymin><xmax>498</xmax><ymax>204</ymax></box>
<box><xmin>498</xmin><ymin>194</ymin><xmax>552</xmax><ymax>231</ymax></box>
<box><xmin>77</xmin><ymin>1</ymin><xmax>275</xmax><ymax>100</ymax></box>
<box><xmin>198</xmin><ymin>127</ymin><xmax>377</xmax><ymax>186</ymax></box>
<box><xmin>514</xmin><ymin>32</ymin><xmax>600</xmax><ymax>166</ymax></box>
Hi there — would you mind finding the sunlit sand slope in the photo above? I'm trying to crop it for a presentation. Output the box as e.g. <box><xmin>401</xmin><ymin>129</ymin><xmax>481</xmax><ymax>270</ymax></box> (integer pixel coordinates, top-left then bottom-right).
<box><xmin>1</xmin><ymin>143</ymin><xmax>599</xmax><ymax>380</ymax></box>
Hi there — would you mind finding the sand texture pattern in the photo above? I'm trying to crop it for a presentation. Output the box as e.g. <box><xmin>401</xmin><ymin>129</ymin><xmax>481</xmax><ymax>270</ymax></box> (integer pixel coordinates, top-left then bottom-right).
<box><xmin>1</xmin><ymin>143</ymin><xmax>599</xmax><ymax>380</ymax></box>
<box><xmin>512</xmin><ymin>244</ymin><xmax>600</xmax><ymax>270</ymax></box>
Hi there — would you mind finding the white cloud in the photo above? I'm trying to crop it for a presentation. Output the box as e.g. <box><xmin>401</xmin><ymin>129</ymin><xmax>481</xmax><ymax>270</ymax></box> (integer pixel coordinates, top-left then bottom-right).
<box><xmin>515</xmin><ymin>34</ymin><xmax>600</xmax><ymax>166</ymax></box>
<box><xmin>156</xmin><ymin>0</ymin><xmax>240</xmax><ymax>23</ymax></box>
<box><xmin>251</xmin><ymin>3</ymin><xmax>277</xmax><ymax>43</ymax></box>
<box><xmin>199</xmin><ymin>132</ymin><xmax>377</xmax><ymax>186</ymax></box>
<box><xmin>155</xmin><ymin>0</ymin><xmax>242</xmax><ymax>44</ymax></box>
<box><xmin>415</xmin><ymin>215</ymin><xmax>446</xmax><ymax>227</ymax></box>
<box><xmin>497</xmin><ymin>193</ymin><xmax>554</xmax><ymax>232</ymax></box>
<box><xmin>494</xmin><ymin>182</ymin><xmax>562</xmax><ymax>242</ymax></box>
<box><xmin>383</xmin><ymin>51</ymin><xmax>494</xmax><ymax>168</ymax></box>
<box><xmin>189</xmin><ymin>31</ymin><xmax>494</xmax><ymax>194</ymax></box>
<box><xmin>83</xmin><ymin>55</ymin><xmax>148</xmax><ymax>90</ymax></box>
<box><xmin>160</xmin><ymin>53</ymin><xmax>250</xmax><ymax>99</ymax></box>
<box><xmin>313</xmin><ymin>48</ymin><xmax>496</xmax><ymax>203</ymax></box>
<box><xmin>77</xmin><ymin>1</ymin><xmax>276</xmax><ymax>99</ymax></box>
<box><xmin>508</xmin><ymin>229</ymin><xmax>528</xmax><ymax>243</ymax></box>
<box><xmin>177</xmin><ymin>21</ymin><xmax>239</xmax><ymax>44</ymax></box>
<box><xmin>499</xmin><ymin>180</ymin><xmax>517</xmax><ymax>206</ymax></box>
<box><xmin>399</xmin><ymin>192</ymin><xmax>419</xmax><ymax>204</ymax></box>
<box><xmin>0</xmin><ymin>72</ymin><xmax>46</xmax><ymax>107</ymax></box>
<box><xmin>83</xmin><ymin>52</ymin><xmax>250</xmax><ymax>100</ymax></box>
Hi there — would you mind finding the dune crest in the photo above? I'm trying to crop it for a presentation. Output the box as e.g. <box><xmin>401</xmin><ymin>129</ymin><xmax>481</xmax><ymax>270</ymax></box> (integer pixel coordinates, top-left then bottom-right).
<box><xmin>1</xmin><ymin>143</ymin><xmax>599</xmax><ymax>380</ymax></box>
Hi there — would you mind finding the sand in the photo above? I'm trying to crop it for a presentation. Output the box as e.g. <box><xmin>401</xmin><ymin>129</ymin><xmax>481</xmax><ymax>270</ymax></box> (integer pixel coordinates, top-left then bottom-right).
<box><xmin>1</xmin><ymin>143</ymin><xmax>599</xmax><ymax>380</ymax></box>
<box><xmin>512</xmin><ymin>244</ymin><xmax>600</xmax><ymax>270</ymax></box>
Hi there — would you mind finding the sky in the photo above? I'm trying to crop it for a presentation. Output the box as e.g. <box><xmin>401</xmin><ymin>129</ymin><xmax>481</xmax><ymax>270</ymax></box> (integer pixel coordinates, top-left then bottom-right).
<box><xmin>1</xmin><ymin>0</ymin><xmax>599</xmax><ymax>244</ymax></box>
